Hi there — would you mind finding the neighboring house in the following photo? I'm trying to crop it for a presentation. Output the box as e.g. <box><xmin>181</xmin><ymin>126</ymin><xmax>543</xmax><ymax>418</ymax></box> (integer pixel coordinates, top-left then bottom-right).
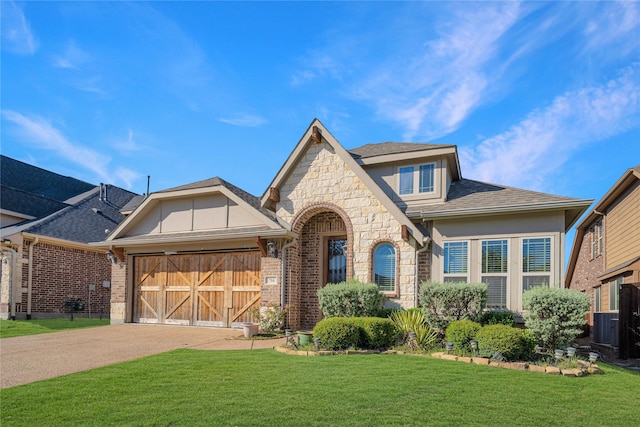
<box><xmin>0</xmin><ymin>155</ymin><xmax>138</xmax><ymax>319</ymax></box>
<box><xmin>566</xmin><ymin>166</ymin><xmax>640</xmax><ymax>358</ymax></box>
<box><xmin>98</xmin><ymin>119</ymin><xmax>592</xmax><ymax>330</ymax></box>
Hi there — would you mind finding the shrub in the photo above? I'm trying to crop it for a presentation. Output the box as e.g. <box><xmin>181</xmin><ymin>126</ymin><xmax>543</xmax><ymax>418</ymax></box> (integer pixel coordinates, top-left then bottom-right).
<box><xmin>375</xmin><ymin>307</ymin><xmax>402</xmax><ymax>318</ymax></box>
<box><xmin>522</xmin><ymin>286</ymin><xmax>590</xmax><ymax>351</ymax></box>
<box><xmin>445</xmin><ymin>320</ymin><xmax>481</xmax><ymax>352</ymax></box>
<box><xmin>390</xmin><ymin>309</ymin><xmax>439</xmax><ymax>350</ymax></box>
<box><xmin>475</xmin><ymin>324</ymin><xmax>535</xmax><ymax>361</ymax></box>
<box><xmin>419</xmin><ymin>282</ymin><xmax>487</xmax><ymax>335</ymax></box>
<box><xmin>313</xmin><ymin>318</ymin><xmax>360</xmax><ymax>350</ymax></box>
<box><xmin>480</xmin><ymin>310</ymin><xmax>516</xmax><ymax>327</ymax></box>
<box><xmin>351</xmin><ymin>317</ymin><xmax>399</xmax><ymax>349</ymax></box>
<box><xmin>317</xmin><ymin>280</ymin><xmax>384</xmax><ymax>318</ymax></box>
<box><xmin>251</xmin><ymin>304</ymin><xmax>290</xmax><ymax>333</ymax></box>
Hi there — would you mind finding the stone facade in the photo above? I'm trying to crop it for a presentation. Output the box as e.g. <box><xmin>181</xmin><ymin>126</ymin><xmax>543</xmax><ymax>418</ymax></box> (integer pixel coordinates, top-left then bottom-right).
<box><xmin>276</xmin><ymin>141</ymin><xmax>423</xmax><ymax>329</ymax></box>
<box><xmin>109</xmin><ymin>258</ymin><xmax>128</xmax><ymax>323</ymax></box>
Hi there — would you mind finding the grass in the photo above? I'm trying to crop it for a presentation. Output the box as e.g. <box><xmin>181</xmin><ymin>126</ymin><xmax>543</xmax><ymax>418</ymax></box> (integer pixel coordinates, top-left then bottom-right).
<box><xmin>1</xmin><ymin>349</ymin><xmax>638</xmax><ymax>426</ymax></box>
<box><xmin>0</xmin><ymin>318</ymin><xmax>110</xmax><ymax>338</ymax></box>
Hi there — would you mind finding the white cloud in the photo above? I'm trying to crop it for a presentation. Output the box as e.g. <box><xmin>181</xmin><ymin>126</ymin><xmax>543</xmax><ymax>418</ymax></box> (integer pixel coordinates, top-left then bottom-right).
<box><xmin>1</xmin><ymin>110</ymin><xmax>139</xmax><ymax>189</ymax></box>
<box><xmin>582</xmin><ymin>1</ymin><xmax>639</xmax><ymax>56</ymax></box>
<box><xmin>460</xmin><ymin>64</ymin><xmax>640</xmax><ymax>190</ymax></box>
<box><xmin>1</xmin><ymin>0</ymin><xmax>37</xmax><ymax>55</ymax></box>
<box><xmin>53</xmin><ymin>40</ymin><xmax>91</xmax><ymax>70</ymax></box>
<box><xmin>219</xmin><ymin>114</ymin><xmax>267</xmax><ymax>127</ymax></box>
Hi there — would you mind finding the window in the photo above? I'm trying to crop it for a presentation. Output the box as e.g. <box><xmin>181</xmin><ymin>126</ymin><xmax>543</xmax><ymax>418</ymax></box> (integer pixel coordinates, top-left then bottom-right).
<box><xmin>609</xmin><ymin>277</ymin><xmax>622</xmax><ymax>311</ymax></box>
<box><xmin>594</xmin><ymin>286</ymin><xmax>601</xmax><ymax>313</ymax></box>
<box><xmin>522</xmin><ymin>237</ymin><xmax>551</xmax><ymax>293</ymax></box>
<box><xmin>399</xmin><ymin>163</ymin><xmax>435</xmax><ymax>195</ymax></box>
<box><xmin>327</xmin><ymin>239</ymin><xmax>347</xmax><ymax>284</ymax></box>
<box><xmin>443</xmin><ymin>241</ymin><xmax>468</xmax><ymax>283</ymax></box>
<box><xmin>373</xmin><ymin>243</ymin><xmax>396</xmax><ymax>292</ymax></box>
<box><xmin>482</xmin><ymin>240</ymin><xmax>508</xmax><ymax>309</ymax></box>
<box><xmin>590</xmin><ymin>221</ymin><xmax>603</xmax><ymax>259</ymax></box>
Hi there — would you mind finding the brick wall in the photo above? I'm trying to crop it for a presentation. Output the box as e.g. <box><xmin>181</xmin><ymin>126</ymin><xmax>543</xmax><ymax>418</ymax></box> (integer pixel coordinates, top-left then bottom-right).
<box><xmin>21</xmin><ymin>240</ymin><xmax>111</xmax><ymax>316</ymax></box>
<box><xmin>569</xmin><ymin>224</ymin><xmax>604</xmax><ymax>326</ymax></box>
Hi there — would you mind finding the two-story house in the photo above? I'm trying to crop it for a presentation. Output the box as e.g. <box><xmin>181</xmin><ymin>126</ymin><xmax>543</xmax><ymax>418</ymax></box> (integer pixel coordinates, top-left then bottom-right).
<box><xmin>98</xmin><ymin>119</ymin><xmax>591</xmax><ymax>330</ymax></box>
<box><xmin>566</xmin><ymin>166</ymin><xmax>640</xmax><ymax>358</ymax></box>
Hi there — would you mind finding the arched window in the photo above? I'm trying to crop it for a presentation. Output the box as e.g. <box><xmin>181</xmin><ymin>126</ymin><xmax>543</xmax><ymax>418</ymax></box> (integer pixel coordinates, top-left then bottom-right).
<box><xmin>373</xmin><ymin>243</ymin><xmax>396</xmax><ymax>292</ymax></box>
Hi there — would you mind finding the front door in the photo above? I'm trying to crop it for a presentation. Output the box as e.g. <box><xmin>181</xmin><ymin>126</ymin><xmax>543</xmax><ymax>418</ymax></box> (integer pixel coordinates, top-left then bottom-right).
<box><xmin>326</xmin><ymin>238</ymin><xmax>347</xmax><ymax>284</ymax></box>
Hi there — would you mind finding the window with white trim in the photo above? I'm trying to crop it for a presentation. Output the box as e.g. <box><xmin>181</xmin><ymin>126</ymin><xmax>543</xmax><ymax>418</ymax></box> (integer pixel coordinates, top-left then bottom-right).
<box><xmin>522</xmin><ymin>237</ymin><xmax>551</xmax><ymax>292</ymax></box>
<box><xmin>443</xmin><ymin>241</ymin><xmax>468</xmax><ymax>283</ymax></box>
<box><xmin>590</xmin><ymin>221</ymin><xmax>603</xmax><ymax>259</ymax></box>
<box><xmin>609</xmin><ymin>277</ymin><xmax>621</xmax><ymax>311</ymax></box>
<box><xmin>594</xmin><ymin>286</ymin><xmax>601</xmax><ymax>313</ymax></box>
<box><xmin>399</xmin><ymin>163</ymin><xmax>435</xmax><ymax>195</ymax></box>
<box><xmin>373</xmin><ymin>243</ymin><xmax>396</xmax><ymax>293</ymax></box>
<box><xmin>481</xmin><ymin>239</ymin><xmax>508</xmax><ymax>309</ymax></box>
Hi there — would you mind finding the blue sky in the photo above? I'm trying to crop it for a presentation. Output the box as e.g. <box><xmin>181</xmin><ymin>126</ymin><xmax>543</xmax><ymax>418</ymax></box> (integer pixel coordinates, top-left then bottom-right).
<box><xmin>2</xmin><ymin>2</ymin><xmax>638</xmax><ymax>219</ymax></box>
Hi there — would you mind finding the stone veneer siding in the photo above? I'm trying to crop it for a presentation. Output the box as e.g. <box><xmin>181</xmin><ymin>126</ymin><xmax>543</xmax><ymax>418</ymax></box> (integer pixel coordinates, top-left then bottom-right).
<box><xmin>16</xmin><ymin>240</ymin><xmax>111</xmax><ymax>317</ymax></box>
<box><xmin>276</xmin><ymin>142</ymin><xmax>422</xmax><ymax>329</ymax></box>
<box><xmin>569</xmin><ymin>222</ymin><xmax>604</xmax><ymax>327</ymax></box>
<box><xmin>110</xmin><ymin>257</ymin><xmax>128</xmax><ymax>323</ymax></box>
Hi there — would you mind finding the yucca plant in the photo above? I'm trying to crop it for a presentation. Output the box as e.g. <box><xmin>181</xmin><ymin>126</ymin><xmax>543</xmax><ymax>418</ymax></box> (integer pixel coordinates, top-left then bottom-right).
<box><xmin>390</xmin><ymin>309</ymin><xmax>439</xmax><ymax>350</ymax></box>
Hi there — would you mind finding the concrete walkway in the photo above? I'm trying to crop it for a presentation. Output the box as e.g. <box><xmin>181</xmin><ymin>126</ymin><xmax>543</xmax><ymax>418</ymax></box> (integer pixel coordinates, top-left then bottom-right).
<box><xmin>0</xmin><ymin>323</ymin><xmax>285</xmax><ymax>389</ymax></box>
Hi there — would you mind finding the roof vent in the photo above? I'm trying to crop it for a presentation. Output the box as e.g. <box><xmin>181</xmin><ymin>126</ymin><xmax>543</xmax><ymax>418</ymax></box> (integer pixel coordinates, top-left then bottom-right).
<box><xmin>92</xmin><ymin>208</ymin><xmax>102</xmax><ymax>215</ymax></box>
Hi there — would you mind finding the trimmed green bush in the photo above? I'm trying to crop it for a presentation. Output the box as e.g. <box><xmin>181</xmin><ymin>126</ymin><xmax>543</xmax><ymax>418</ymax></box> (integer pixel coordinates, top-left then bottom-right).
<box><xmin>445</xmin><ymin>320</ymin><xmax>481</xmax><ymax>352</ymax></box>
<box><xmin>480</xmin><ymin>310</ymin><xmax>516</xmax><ymax>327</ymax></box>
<box><xmin>317</xmin><ymin>280</ymin><xmax>384</xmax><ymax>318</ymax></box>
<box><xmin>522</xmin><ymin>286</ymin><xmax>590</xmax><ymax>351</ymax></box>
<box><xmin>313</xmin><ymin>318</ymin><xmax>360</xmax><ymax>350</ymax></box>
<box><xmin>351</xmin><ymin>317</ymin><xmax>399</xmax><ymax>349</ymax></box>
<box><xmin>313</xmin><ymin>317</ymin><xmax>397</xmax><ymax>350</ymax></box>
<box><xmin>375</xmin><ymin>307</ymin><xmax>402</xmax><ymax>318</ymax></box>
<box><xmin>475</xmin><ymin>324</ymin><xmax>535</xmax><ymax>361</ymax></box>
<box><xmin>419</xmin><ymin>282</ymin><xmax>487</xmax><ymax>335</ymax></box>
<box><xmin>390</xmin><ymin>309</ymin><xmax>439</xmax><ymax>350</ymax></box>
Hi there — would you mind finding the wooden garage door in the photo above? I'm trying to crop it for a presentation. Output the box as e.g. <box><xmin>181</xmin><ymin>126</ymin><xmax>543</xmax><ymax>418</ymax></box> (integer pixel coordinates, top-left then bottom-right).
<box><xmin>134</xmin><ymin>252</ymin><xmax>261</xmax><ymax>327</ymax></box>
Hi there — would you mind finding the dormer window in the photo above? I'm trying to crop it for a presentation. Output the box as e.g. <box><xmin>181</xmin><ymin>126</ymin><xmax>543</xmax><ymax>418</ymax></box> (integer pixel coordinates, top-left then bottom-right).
<box><xmin>399</xmin><ymin>163</ymin><xmax>435</xmax><ymax>195</ymax></box>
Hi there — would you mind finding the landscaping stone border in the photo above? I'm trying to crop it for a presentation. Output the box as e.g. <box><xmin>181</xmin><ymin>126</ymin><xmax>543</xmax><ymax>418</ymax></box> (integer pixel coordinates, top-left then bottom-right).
<box><xmin>274</xmin><ymin>345</ymin><xmax>603</xmax><ymax>376</ymax></box>
<box><xmin>430</xmin><ymin>352</ymin><xmax>603</xmax><ymax>376</ymax></box>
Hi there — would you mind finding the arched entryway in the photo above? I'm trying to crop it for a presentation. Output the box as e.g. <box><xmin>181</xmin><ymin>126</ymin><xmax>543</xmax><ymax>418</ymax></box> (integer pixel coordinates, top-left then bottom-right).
<box><xmin>287</xmin><ymin>203</ymin><xmax>353</xmax><ymax>330</ymax></box>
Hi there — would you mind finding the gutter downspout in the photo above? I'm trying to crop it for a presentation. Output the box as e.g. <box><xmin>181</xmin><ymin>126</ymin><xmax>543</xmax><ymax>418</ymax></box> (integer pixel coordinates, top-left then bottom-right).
<box><xmin>27</xmin><ymin>237</ymin><xmax>40</xmax><ymax>320</ymax></box>
<box><xmin>280</xmin><ymin>239</ymin><xmax>298</xmax><ymax>308</ymax></box>
<box><xmin>414</xmin><ymin>237</ymin><xmax>432</xmax><ymax>307</ymax></box>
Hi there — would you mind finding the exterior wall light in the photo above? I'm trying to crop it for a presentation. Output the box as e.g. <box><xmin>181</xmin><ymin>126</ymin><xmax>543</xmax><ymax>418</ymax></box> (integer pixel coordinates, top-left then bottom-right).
<box><xmin>267</xmin><ymin>241</ymin><xmax>278</xmax><ymax>258</ymax></box>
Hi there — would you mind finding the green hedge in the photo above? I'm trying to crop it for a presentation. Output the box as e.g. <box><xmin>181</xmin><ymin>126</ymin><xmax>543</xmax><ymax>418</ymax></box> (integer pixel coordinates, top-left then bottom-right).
<box><xmin>480</xmin><ymin>310</ymin><xmax>516</xmax><ymax>327</ymax></box>
<box><xmin>475</xmin><ymin>324</ymin><xmax>535</xmax><ymax>361</ymax></box>
<box><xmin>419</xmin><ymin>282</ymin><xmax>487</xmax><ymax>335</ymax></box>
<box><xmin>317</xmin><ymin>280</ymin><xmax>384</xmax><ymax>318</ymax></box>
<box><xmin>445</xmin><ymin>319</ymin><xmax>481</xmax><ymax>352</ymax></box>
<box><xmin>522</xmin><ymin>286</ymin><xmax>590</xmax><ymax>350</ymax></box>
<box><xmin>313</xmin><ymin>317</ymin><xmax>398</xmax><ymax>350</ymax></box>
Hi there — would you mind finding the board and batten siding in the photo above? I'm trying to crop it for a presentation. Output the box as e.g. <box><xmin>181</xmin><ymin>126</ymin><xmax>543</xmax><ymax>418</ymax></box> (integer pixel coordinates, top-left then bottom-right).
<box><xmin>605</xmin><ymin>181</ymin><xmax>640</xmax><ymax>270</ymax></box>
<box><xmin>126</xmin><ymin>194</ymin><xmax>263</xmax><ymax>237</ymax></box>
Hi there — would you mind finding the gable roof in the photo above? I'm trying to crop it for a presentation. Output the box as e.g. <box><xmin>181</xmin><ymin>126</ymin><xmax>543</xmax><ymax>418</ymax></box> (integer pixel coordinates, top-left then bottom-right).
<box><xmin>565</xmin><ymin>165</ymin><xmax>640</xmax><ymax>287</ymax></box>
<box><xmin>102</xmin><ymin>176</ymin><xmax>292</xmax><ymax>248</ymax></box>
<box><xmin>261</xmin><ymin>119</ymin><xmax>429</xmax><ymax>244</ymax></box>
<box><xmin>1</xmin><ymin>186</ymin><xmax>69</xmax><ymax>220</ymax></box>
<box><xmin>406</xmin><ymin>178</ymin><xmax>592</xmax><ymax>230</ymax></box>
<box><xmin>348</xmin><ymin>142</ymin><xmax>462</xmax><ymax>180</ymax></box>
<box><xmin>0</xmin><ymin>155</ymin><xmax>95</xmax><ymax>203</ymax></box>
<box><xmin>1</xmin><ymin>184</ymin><xmax>138</xmax><ymax>244</ymax></box>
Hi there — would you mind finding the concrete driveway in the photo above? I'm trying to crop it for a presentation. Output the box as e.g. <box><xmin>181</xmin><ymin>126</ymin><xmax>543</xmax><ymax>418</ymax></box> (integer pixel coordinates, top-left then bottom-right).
<box><xmin>0</xmin><ymin>323</ymin><xmax>285</xmax><ymax>389</ymax></box>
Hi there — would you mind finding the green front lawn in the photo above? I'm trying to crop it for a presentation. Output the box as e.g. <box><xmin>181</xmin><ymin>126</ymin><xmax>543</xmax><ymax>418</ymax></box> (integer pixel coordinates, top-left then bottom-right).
<box><xmin>0</xmin><ymin>318</ymin><xmax>110</xmax><ymax>338</ymax></box>
<box><xmin>1</xmin><ymin>349</ymin><xmax>638</xmax><ymax>426</ymax></box>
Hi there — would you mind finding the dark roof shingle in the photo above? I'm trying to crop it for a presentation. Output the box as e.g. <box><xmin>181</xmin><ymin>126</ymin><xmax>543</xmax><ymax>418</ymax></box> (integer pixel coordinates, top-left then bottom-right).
<box><xmin>348</xmin><ymin>142</ymin><xmax>453</xmax><ymax>159</ymax></box>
